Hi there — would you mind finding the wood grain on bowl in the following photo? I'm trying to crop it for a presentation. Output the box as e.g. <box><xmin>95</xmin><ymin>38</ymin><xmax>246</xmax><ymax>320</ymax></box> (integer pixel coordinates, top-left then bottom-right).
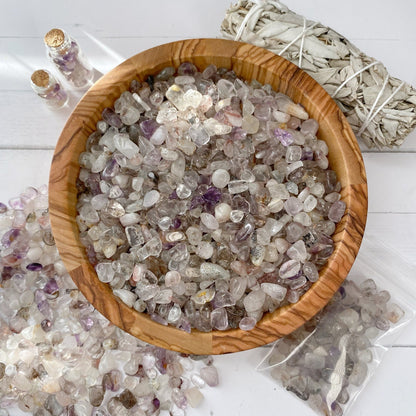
<box><xmin>49</xmin><ymin>38</ymin><xmax>367</xmax><ymax>354</ymax></box>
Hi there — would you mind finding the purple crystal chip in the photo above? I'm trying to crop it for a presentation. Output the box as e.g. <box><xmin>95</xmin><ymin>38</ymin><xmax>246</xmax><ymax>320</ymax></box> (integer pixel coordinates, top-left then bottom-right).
<box><xmin>328</xmin><ymin>200</ymin><xmax>346</xmax><ymax>223</ymax></box>
<box><xmin>26</xmin><ymin>262</ymin><xmax>43</xmax><ymax>271</ymax></box>
<box><xmin>198</xmin><ymin>175</ymin><xmax>211</xmax><ymax>185</ymax></box>
<box><xmin>189</xmin><ymin>195</ymin><xmax>204</xmax><ymax>210</ymax></box>
<box><xmin>203</xmin><ymin>187</ymin><xmax>222</xmax><ymax>204</ymax></box>
<box><xmin>178</xmin><ymin>61</ymin><xmax>197</xmax><ymax>76</ymax></box>
<box><xmin>1</xmin><ymin>229</ymin><xmax>21</xmax><ymax>248</ymax></box>
<box><xmin>152</xmin><ymin>398</ymin><xmax>160</xmax><ymax>410</ymax></box>
<box><xmin>102</xmin><ymin>108</ymin><xmax>123</xmax><ymax>129</ymax></box>
<box><xmin>37</xmin><ymin>300</ymin><xmax>52</xmax><ymax>319</ymax></box>
<box><xmin>43</xmin><ymin>278</ymin><xmax>59</xmax><ymax>295</ymax></box>
<box><xmin>102</xmin><ymin>159</ymin><xmax>120</xmax><ymax>181</ymax></box>
<box><xmin>8</xmin><ymin>197</ymin><xmax>24</xmax><ymax>210</ymax></box>
<box><xmin>274</xmin><ymin>128</ymin><xmax>294</xmax><ymax>146</ymax></box>
<box><xmin>230</xmin><ymin>126</ymin><xmax>247</xmax><ymax>141</ymax></box>
<box><xmin>172</xmin><ymin>218</ymin><xmax>182</xmax><ymax>229</ymax></box>
<box><xmin>140</xmin><ymin>119</ymin><xmax>159</xmax><ymax>139</ymax></box>
<box><xmin>169</xmin><ymin>190</ymin><xmax>178</xmax><ymax>200</ymax></box>
<box><xmin>80</xmin><ymin>316</ymin><xmax>94</xmax><ymax>331</ymax></box>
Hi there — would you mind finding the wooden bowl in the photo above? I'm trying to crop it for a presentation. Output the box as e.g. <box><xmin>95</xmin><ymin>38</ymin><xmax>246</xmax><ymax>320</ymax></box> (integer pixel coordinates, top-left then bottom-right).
<box><xmin>49</xmin><ymin>38</ymin><xmax>367</xmax><ymax>355</ymax></box>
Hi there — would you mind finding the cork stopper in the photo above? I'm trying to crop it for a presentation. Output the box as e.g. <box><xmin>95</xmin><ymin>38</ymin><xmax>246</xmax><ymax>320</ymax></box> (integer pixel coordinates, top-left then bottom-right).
<box><xmin>31</xmin><ymin>70</ymin><xmax>50</xmax><ymax>88</ymax></box>
<box><xmin>44</xmin><ymin>28</ymin><xmax>65</xmax><ymax>48</ymax></box>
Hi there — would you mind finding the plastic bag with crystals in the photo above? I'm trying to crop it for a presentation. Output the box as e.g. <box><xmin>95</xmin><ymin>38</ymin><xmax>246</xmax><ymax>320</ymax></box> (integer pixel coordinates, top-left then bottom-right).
<box><xmin>257</xmin><ymin>235</ymin><xmax>416</xmax><ymax>415</ymax></box>
<box><xmin>221</xmin><ymin>0</ymin><xmax>416</xmax><ymax>148</ymax></box>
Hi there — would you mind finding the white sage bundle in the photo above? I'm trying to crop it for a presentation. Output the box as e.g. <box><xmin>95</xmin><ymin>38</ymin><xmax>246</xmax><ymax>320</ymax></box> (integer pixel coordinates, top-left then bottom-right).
<box><xmin>221</xmin><ymin>0</ymin><xmax>416</xmax><ymax>148</ymax></box>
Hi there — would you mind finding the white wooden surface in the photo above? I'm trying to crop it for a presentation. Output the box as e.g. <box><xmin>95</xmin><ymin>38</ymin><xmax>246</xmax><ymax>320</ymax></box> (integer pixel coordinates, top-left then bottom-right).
<box><xmin>1</xmin><ymin>1</ymin><xmax>416</xmax><ymax>414</ymax></box>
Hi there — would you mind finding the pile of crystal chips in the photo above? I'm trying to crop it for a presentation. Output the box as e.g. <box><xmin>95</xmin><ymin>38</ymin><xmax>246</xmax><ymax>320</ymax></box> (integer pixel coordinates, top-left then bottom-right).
<box><xmin>76</xmin><ymin>62</ymin><xmax>346</xmax><ymax>332</ymax></box>
<box><xmin>0</xmin><ymin>187</ymin><xmax>218</xmax><ymax>415</ymax></box>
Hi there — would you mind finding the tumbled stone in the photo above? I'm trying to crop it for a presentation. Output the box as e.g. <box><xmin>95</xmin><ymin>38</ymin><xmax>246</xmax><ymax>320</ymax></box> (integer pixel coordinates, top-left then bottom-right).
<box><xmin>328</xmin><ymin>200</ymin><xmax>346</xmax><ymax>222</ymax></box>
<box><xmin>199</xmin><ymin>366</ymin><xmax>219</xmax><ymax>387</ymax></box>
<box><xmin>118</xmin><ymin>389</ymin><xmax>137</xmax><ymax>409</ymax></box>
<box><xmin>215</xmin><ymin>202</ymin><xmax>232</xmax><ymax>223</ymax></box>
<box><xmin>212</xmin><ymin>169</ymin><xmax>230</xmax><ymax>189</ymax></box>
<box><xmin>143</xmin><ymin>190</ymin><xmax>160</xmax><ymax>208</ymax></box>
<box><xmin>261</xmin><ymin>283</ymin><xmax>287</xmax><ymax>302</ymax></box>
<box><xmin>200</xmin><ymin>213</ymin><xmax>219</xmax><ymax>230</ymax></box>
<box><xmin>185</xmin><ymin>387</ymin><xmax>204</xmax><ymax>408</ymax></box>
<box><xmin>243</xmin><ymin>289</ymin><xmax>266</xmax><ymax>313</ymax></box>
<box><xmin>279</xmin><ymin>260</ymin><xmax>301</xmax><ymax>279</ymax></box>
<box><xmin>89</xmin><ymin>385</ymin><xmax>104</xmax><ymax>407</ymax></box>
<box><xmin>211</xmin><ymin>308</ymin><xmax>228</xmax><ymax>330</ymax></box>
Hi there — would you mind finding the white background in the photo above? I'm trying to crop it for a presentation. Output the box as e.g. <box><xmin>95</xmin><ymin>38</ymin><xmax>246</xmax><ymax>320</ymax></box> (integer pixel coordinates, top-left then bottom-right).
<box><xmin>1</xmin><ymin>1</ymin><xmax>416</xmax><ymax>415</ymax></box>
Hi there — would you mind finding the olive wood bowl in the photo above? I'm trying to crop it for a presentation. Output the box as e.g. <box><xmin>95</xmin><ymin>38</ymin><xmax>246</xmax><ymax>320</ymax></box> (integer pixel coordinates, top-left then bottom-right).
<box><xmin>49</xmin><ymin>38</ymin><xmax>367</xmax><ymax>355</ymax></box>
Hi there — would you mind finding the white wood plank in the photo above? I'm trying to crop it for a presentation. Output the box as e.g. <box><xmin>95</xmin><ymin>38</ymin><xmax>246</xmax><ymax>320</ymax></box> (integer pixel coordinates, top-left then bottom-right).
<box><xmin>365</xmin><ymin>213</ymin><xmax>416</xmax><ymax>264</ymax></box>
<box><xmin>0</xmin><ymin>0</ymin><xmax>414</xmax><ymax>41</ymax></box>
<box><xmin>0</xmin><ymin>0</ymin><xmax>226</xmax><ymax>38</ymax></box>
<box><xmin>0</xmin><ymin>150</ymin><xmax>54</xmax><ymax>205</ymax></box>
<box><xmin>363</xmin><ymin>153</ymin><xmax>416</xmax><ymax>213</ymax></box>
<box><xmin>0</xmin><ymin>332</ymin><xmax>415</xmax><ymax>416</ymax></box>
<box><xmin>0</xmin><ymin>92</ymin><xmax>79</xmax><ymax>148</ymax></box>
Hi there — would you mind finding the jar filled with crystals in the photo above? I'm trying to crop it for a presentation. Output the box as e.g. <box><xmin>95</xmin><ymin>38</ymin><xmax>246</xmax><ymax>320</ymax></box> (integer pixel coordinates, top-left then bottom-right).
<box><xmin>30</xmin><ymin>69</ymin><xmax>68</xmax><ymax>108</ymax></box>
<box><xmin>44</xmin><ymin>28</ymin><xmax>94</xmax><ymax>89</ymax></box>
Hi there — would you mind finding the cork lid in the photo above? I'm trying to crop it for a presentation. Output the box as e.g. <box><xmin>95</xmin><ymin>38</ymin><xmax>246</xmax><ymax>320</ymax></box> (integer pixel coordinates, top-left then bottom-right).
<box><xmin>44</xmin><ymin>28</ymin><xmax>65</xmax><ymax>48</ymax></box>
<box><xmin>31</xmin><ymin>70</ymin><xmax>50</xmax><ymax>87</ymax></box>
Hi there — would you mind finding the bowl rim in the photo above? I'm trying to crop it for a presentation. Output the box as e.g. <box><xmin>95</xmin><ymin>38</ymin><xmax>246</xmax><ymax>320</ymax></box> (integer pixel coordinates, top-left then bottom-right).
<box><xmin>49</xmin><ymin>38</ymin><xmax>367</xmax><ymax>354</ymax></box>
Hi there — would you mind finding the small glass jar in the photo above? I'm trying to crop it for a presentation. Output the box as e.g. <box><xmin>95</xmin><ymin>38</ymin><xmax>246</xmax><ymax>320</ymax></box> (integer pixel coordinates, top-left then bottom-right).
<box><xmin>30</xmin><ymin>69</ymin><xmax>68</xmax><ymax>108</ymax></box>
<box><xmin>44</xmin><ymin>28</ymin><xmax>94</xmax><ymax>89</ymax></box>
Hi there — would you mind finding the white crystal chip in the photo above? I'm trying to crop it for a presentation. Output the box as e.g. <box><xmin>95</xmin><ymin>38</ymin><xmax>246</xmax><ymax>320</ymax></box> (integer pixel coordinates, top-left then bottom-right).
<box><xmin>212</xmin><ymin>169</ymin><xmax>230</xmax><ymax>189</ymax></box>
<box><xmin>143</xmin><ymin>190</ymin><xmax>160</xmax><ymax>208</ymax></box>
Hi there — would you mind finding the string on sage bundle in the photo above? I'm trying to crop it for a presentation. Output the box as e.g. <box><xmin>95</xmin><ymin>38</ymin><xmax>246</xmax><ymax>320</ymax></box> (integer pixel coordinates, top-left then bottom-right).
<box><xmin>221</xmin><ymin>0</ymin><xmax>416</xmax><ymax>148</ymax></box>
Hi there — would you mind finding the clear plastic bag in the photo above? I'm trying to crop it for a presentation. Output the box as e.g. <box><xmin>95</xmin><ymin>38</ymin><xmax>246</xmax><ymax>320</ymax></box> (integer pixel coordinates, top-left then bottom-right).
<box><xmin>257</xmin><ymin>234</ymin><xmax>416</xmax><ymax>415</ymax></box>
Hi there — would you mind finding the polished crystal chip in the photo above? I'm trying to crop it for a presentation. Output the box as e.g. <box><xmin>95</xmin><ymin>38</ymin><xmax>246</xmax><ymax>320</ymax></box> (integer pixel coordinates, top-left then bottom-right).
<box><xmin>200</xmin><ymin>213</ymin><xmax>219</xmax><ymax>230</ymax></box>
<box><xmin>239</xmin><ymin>316</ymin><xmax>257</xmax><ymax>331</ymax></box>
<box><xmin>191</xmin><ymin>288</ymin><xmax>215</xmax><ymax>305</ymax></box>
<box><xmin>96</xmin><ymin>262</ymin><xmax>115</xmax><ymax>283</ymax></box>
<box><xmin>215</xmin><ymin>202</ymin><xmax>232</xmax><ymax>223</ymax></box>
<box><xmin>212</xmin><ymin>169</ymin><xmax>230</xmax><ymax>189</ymax></box>
<box><xmin>200</xmin><ymin>262</ymin><xmax>230</xmax><ymax>279</ymax></box>
<box><xmin>279</xmin><ymin>259</ymin><xmax>301</xmax><ymax>279</ymax></box>
<box><xmin>113</xmin><ymin>289</ymin><xmax>136</xmax><ymax>308</ymax></box>
<box><xmin>199</xmin><ymin>366</ymin><xmax>219</xmax><ymax>387</ymax></box>
<box><xmin>105</xmin><ymin>200</ymin><xmax>125</xmax><ymax>217</ymax></box>
<box><xmin>230</xmin><ymin>210</ymin><xmax>244</xmax><ymax>223</ymax></box>
<box><xmin>143</xmin><ymin>190</ymin><xmax>160</xmax><ymax>208</ymax></box>
<box><xmin>243</xmin><ymin>289</ymin><xmax>266</xmax><ymax>313</ymax></box>
<box><xmin>261</xmin><ymin>283</ymin><xmax>287</xmax><ymax>301</ymax></box>
<box><xmin>211</xmin><ymin>307</ymin><xmax>228</xmax><ymax>330</ymax></box>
